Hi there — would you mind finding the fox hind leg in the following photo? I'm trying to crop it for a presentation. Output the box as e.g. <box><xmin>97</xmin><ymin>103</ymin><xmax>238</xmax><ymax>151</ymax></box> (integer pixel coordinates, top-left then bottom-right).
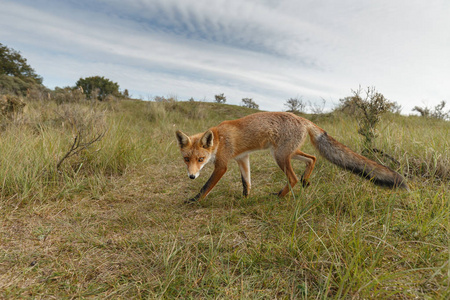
<box><xmin>292</xmin><ymin>150</ymin><xmax>316</xmax><ymax>187</ymax></box>
<box><xmin>273</xmin><ymin>150</ymin><xmax>299</xmax><ymax>197</ymax></box>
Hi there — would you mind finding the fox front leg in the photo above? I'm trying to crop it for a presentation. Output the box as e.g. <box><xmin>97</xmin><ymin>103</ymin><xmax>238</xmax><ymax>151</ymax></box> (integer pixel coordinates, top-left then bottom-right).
<box><xmin>186</xmin><ymin>165</ymin><xmax>228</xmax><ymax>203</ymax></box>
<box><xmin>235</xmin><ymin>154</ymin><xmax>251</xmax><ymax>197</ymax></box>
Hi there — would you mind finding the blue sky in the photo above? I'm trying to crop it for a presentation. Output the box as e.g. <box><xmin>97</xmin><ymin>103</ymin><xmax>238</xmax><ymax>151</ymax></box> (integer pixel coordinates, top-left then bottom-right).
<box><xmin>1</xmin><ymin>0</ymin><xmax>449</xmax><ymax>113</ymax></box>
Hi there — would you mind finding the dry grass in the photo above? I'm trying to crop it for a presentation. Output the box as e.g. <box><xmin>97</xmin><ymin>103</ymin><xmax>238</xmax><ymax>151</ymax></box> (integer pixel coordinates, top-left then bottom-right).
<box><xmin>0</xmin><ymin>99</ymin><xmax>449</xmax><ymax>299</ymax></box>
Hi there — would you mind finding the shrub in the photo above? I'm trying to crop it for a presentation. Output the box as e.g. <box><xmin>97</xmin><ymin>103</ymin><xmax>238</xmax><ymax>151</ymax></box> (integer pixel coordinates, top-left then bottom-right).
<box><xmin>53</xmin><ymin>103</ymin><xmax>107</xmax><ymax>171</ymax></box>
<box><xmin>51</xmin><ymin>87</ymin><xmax>86</xmax><ymax>104</ymax></box>
<box><xmin>214</xmin><ymin>93</ymin><xmax>226</xmax><ymax>104</ymax></box>
<box><xmin>285</xmin><ymin>96</ymin><xmax>306</xmax><ymax>113</ymax></box>
<box><xmin>339</xmin><ymin>87</ymin><xmax>394</xmax><ymax>149</ymax></box>
<box><xmin>76</xmin><ymin>76</ymin><xmax>122</xmax><ymax>101</ymax></box>
<box><xmin>412</xmin><ymin>101</ymin><xmax>449</xmax><ymax>120</ymax></box>
<box><xmin>154</xmin><ymin>95</ymin><xmax>177</xmax><ymax>103</ymax></box>
<box><xmin>27</xmin><ymin>86</ymin><xmax>51</xmax><ymax>102</ymax></box>
<box><xmin>241</xmin><ymin>98</ymin><xmax>259</xmax><ymax>109</ymax></box>
<box><xmin>308</xmin><ymin>98</ymin><xmax>326</xmax><ymax>114</ymax></box>
<box><xmin>0</xmin><ymin>94</ymin><xmax>26</xmax><ymax>120</ymax></box>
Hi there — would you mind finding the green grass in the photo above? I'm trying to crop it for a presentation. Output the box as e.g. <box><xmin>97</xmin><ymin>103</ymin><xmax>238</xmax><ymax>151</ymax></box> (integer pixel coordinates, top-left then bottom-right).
<box><xmin>0</xmin><ymin>99</ymin><xmax>448</xmax><ymax>299</ymax></box>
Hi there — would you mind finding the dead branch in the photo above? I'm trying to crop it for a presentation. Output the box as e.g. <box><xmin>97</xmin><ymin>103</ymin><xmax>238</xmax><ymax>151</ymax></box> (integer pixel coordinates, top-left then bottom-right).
<box><xmin>371</xmin><ymin>148</ymin><xmax>401</xmax><ymax>167</ymax></box>
<box><xmin>56</xmin><ymin>130</ymin><xmax>105</xmax><ymax>170</ymax></box>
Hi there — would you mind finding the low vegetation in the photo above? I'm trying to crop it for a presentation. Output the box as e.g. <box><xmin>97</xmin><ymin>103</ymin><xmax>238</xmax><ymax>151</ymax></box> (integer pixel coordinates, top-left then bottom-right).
<box><xmin>0</xmin><ymin>95</ymin><xmax>448</xmax><ymax>299</ymax></box>
<box><xmin>0</xmin><ymin>43</ymin><xmax>448</xmax><ymax>298</ymax></box>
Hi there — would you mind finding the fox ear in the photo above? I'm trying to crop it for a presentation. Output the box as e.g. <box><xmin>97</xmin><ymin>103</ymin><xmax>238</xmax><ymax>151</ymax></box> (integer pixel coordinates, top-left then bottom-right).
<box><xmin>200</xmin><ymin>130</ymin><xmax>214</xmax><ymax>149</ymax></box>
<box><xmin>176</xmin><ymin>130</ymin><xmax>190</xmax><ymax>148</ymax></box>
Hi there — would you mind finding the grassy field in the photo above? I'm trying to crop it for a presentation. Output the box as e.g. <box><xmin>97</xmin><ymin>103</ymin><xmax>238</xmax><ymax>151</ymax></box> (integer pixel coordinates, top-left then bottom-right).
<box><xmin>0</xmin><ymin>99</ymin><xmax>449</xmax><ymax>299</ymax></box>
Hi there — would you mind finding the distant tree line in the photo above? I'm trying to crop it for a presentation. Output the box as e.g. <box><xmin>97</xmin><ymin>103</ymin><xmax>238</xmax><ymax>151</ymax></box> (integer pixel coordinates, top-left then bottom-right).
<box><xmin>0</xmin><ymin>43</ymin><xmax>128</xmax><ymax>102</ymax></box>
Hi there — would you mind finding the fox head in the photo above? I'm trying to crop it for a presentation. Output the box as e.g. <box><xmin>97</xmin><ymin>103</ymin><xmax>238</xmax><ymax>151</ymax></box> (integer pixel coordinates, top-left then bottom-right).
<box><xmin>176</xmin><ymin>130</ymin><xmax>215</xmax><ymax>179</ymax></box>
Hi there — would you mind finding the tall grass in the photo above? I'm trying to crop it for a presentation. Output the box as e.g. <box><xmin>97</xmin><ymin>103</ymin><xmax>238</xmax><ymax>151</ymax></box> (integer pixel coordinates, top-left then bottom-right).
<box><xmin>0</xmin><ymin>98</ymin><xmax>448</xmax><ymax>299</ymax></box>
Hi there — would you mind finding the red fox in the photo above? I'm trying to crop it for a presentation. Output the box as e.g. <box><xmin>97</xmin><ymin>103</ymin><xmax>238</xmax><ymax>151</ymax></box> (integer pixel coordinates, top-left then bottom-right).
<box><xmin>176</xmin><ymin>112</ymin><xmax>408</xmax><ymax>202</ymax></box>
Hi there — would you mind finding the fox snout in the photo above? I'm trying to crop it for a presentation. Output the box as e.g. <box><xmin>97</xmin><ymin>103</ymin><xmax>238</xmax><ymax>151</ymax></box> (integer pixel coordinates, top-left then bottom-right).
<box><xmin>185</xmin><ymin>164</ymin><xmax>203</xmax><ymax>179</ymax></box>
<box><xmin>187</xmin><ymin>167</ymin><xmax>202</xmax><ymax>179</ymax></box>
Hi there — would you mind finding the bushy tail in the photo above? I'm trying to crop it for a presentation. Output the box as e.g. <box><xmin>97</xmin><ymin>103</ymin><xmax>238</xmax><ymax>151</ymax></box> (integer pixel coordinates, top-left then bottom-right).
<box><xmin>309</xmin><ymin>128</ymin><xmax>409</xmax><ymax>190</ymax></box>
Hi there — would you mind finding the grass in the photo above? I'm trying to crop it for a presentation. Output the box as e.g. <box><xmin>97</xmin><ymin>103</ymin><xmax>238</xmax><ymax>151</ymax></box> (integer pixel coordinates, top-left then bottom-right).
<box><xmin>0</xmin><ymin>99</ymin><xmax>449</xmax><ymax>299</ymax></box>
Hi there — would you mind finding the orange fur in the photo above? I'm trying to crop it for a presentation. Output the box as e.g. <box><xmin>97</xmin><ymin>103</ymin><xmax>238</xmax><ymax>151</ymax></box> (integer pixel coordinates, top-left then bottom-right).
<box><xmin>176</xmin><ymin>112</ymin><xmax>408</xmax><ymax>202</ymax></box>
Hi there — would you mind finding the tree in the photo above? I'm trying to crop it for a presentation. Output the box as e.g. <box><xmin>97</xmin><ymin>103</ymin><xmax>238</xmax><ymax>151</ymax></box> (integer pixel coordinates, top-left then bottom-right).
<box><xmin>214</xmin><ymin>93</ymin><xmax>226</xmax><ymax>104</ymax></box>
<box><xmin>284</xmin><ymin>96</ymin><xmax>306</xmax><ymax>113</ymax></box>
<box><xmin>76</xmin><ymin>76</ymin><xmax>121</xmax><ymax>101</ymax></box>
<box><xmin>0</xmin><ymin>43</ymin><xmax>44</xmax><ymax>95</ymax></box>
<box><xmin>0</xmin><ymin>43</ymin><xmax>43</xmax><ymax>83</ymax></box>
<box><xmin>241</xmin><ymin>98</ymin><xmax>259</xmax><ymax>109</ymax></box>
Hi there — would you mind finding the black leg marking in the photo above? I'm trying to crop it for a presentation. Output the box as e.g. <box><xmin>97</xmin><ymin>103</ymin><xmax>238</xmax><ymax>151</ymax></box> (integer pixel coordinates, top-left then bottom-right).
<box><xmin>301</xmin><ymin>176</ymin><xmax>310</xmax><ymax>187</ymax></box>
<box><xmin>241</xmin><ymin>175</ymin><xmax>249</xmax><ymax>197</ymax></box>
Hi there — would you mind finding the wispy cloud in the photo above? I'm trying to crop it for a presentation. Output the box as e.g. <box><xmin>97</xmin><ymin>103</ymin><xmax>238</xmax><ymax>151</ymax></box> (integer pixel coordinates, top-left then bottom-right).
<box><xmin>1</xmin><ymin>0</ymin><xmax>449</xmax><ymax>112</ymax></box>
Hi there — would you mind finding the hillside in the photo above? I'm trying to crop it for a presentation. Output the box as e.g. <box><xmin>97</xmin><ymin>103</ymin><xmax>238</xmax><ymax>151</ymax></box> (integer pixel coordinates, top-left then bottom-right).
<box><xmin>0</xmin><ymin>99</ymin><xmax>448</xmax><ymax>298</ymax></box>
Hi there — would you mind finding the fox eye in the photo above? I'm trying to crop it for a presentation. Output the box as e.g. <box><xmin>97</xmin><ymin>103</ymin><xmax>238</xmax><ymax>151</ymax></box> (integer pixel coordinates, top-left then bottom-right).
<box><xmin>198</xmin><ymin>157</ymin><xmax>204</xmax><ymax>162</ymax></box>
<box><xmin>184</xmin><ymin>157</ymin><xmax>189</xmax><ymax>162</ymax></box>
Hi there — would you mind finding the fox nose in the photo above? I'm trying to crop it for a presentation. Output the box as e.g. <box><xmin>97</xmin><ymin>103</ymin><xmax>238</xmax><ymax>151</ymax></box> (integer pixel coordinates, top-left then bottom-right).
<box><xmin>189</xmin><ymin>174</ymin><xmax>196</xmax><ymax>179</ymax></box>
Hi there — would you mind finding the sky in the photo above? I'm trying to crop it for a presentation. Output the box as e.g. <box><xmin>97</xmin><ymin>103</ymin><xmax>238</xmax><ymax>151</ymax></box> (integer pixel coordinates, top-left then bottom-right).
<box><xmin>1</xmin><ymin>0</ymin><xmax>449</xmax><ymax>113</ymax></box>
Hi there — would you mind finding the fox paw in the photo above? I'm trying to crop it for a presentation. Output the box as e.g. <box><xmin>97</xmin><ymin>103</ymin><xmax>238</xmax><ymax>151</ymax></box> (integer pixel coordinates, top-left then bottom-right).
<box><xmin>301</xmin><ymin>177</ymin><xmax>310</xmax><ymax>187</ymax></box>
<box><xmin>270</xmin><ymin>191</ymin><xmax>285</xmax><ymax>197</ymax></box>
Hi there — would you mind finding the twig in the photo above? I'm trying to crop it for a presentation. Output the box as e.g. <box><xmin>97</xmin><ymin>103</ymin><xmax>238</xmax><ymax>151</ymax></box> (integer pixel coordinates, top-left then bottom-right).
<box><xmin>371</xmin><ymin>148</ymin><xmax>401</xmax><ymax>167</ymax></box>
<box><xmin>56</xmin><ymin>131</ymin><xmax>105</xmax><ymax>170</ymax></box>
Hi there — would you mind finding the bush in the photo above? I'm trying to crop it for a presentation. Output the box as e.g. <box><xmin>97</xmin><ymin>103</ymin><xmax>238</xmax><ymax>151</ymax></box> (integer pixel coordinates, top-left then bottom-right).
<box><xmin>0</xmin><ymin>94</ymin><xmax>26</xmax><ymax>120</ymax></box>
<box><xmin>76</xmin><ymin>76</ymin><xmax>122</xmax><ymax>101</ymax></box>
<box><xmin>0</xmin><ymin>74</ymin><xmax>43</xmax><ymax>96</ymax></box>
<box><xmin>154</xmin><ymin>95</ymin><xmax>177</xmax><ymax>103</ymax></box>
<box><xmin>308</xmin><ymin>98</ymin><xmax>326</xmax><ymax>114</ymax></box>
<box><xmin>53</xmin><ymin>103</ymin><xmax>107</xmax><ymax>171</ymax></box>
<box><xmin>338</xmin><ymin>87</ymin><xmax>394</xmax><ymax>149</ymax></box>
<box><xmin>285</xmin><ymin>97</ymin><xmax>306</xmax><ymax>113</ymax></box>
<box><xmin>27</xmin><ymin>86</ymin><xmax>51</xmax><ymax>102</ymax></box>
<box><xmin>412</xmin><ymin>101</ymin><xmax>449</xmax><ymax>120</ymax></box>
<box><xmin>214</xmin><ymin>93</ymin><xmax>226</xmax><ymax>104</ymax></box>
<box><xmin>51</xmin><ymin>87</ymin><xmax>86</xmax><ymax>104</ymax></box>
<box><xmin>241</xmin><ymin>98</ymin><xmax>259</xmax><ymax>109</ymax></box>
